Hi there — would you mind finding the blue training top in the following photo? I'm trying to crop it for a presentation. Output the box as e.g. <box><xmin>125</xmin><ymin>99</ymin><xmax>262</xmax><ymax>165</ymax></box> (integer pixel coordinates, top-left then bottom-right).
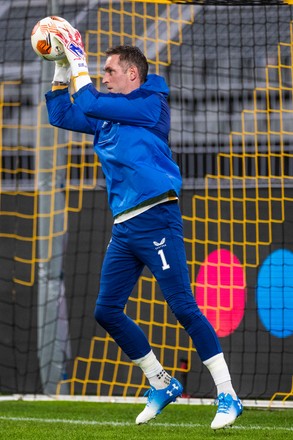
<box><xmin>45</xmin><ymin>74</ymin><xmax>182</xmax><ymax>218</ymax></box>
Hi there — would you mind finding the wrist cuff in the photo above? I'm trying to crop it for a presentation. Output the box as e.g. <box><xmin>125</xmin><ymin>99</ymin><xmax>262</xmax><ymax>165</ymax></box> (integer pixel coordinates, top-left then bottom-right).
<box><xmin>73</xmin><ymin>73</ymin><xmax>91</xmax><ymax>91</ymax></box>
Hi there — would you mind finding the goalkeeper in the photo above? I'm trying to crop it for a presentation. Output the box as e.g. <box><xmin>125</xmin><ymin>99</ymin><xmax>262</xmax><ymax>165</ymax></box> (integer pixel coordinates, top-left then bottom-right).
<box><xmin>45</xmin><ymin>20</ymin><xmax>243</xmax><ymax>430</ymax></box>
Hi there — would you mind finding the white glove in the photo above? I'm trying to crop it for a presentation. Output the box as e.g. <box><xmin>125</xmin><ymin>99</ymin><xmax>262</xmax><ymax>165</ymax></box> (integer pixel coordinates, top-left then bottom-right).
<box><xmin>49</xmin><ymin>19</ymin><xmax>91</xmax><ymax>89</ymax></box>
<box><xmin>52</xmin><ymin>58</ymin><xmax>71</xmax><ymax>85</ymax></box>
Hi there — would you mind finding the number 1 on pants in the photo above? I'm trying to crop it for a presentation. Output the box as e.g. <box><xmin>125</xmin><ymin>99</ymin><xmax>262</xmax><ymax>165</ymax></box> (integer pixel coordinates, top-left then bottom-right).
<box><xmin>158</xmin><ymin>249</ymin><xmax>170</xmax><ymax>270</ymax></box>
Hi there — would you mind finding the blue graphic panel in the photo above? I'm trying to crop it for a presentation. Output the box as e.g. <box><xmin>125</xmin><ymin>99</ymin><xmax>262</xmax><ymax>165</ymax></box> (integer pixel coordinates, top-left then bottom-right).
<box><xmin>256</xmin><ymin>249</ymin><xmax>293</xmax><ymax>338</ymax></box>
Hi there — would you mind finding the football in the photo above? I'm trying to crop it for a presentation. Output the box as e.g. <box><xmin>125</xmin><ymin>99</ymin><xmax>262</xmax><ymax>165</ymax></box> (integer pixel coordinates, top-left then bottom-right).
<box><xmin>31</xmin><ymin>16</ymin><xmax>66</xmax><ymax>61</ymax></box>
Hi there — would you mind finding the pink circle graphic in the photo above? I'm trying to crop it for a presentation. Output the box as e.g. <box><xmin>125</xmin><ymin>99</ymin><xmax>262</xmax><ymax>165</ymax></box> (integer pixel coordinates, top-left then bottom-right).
<box><xmin>195</xmin><ymin>249</ymin><xmax>246</xmax><ymax>337</ymax></box>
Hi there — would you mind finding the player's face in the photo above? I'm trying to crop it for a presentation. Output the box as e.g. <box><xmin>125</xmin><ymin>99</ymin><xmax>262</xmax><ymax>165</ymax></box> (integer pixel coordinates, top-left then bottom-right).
<box><xmin>102</xmin><ymin>54</ymin><xmax>137</xmax><ymax>94</ymax></box>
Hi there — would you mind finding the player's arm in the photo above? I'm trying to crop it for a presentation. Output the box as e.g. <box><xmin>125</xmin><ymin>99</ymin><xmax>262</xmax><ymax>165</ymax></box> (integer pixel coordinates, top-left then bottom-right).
<box><xmin>73</xmin><ymin>85</ymin><xmax>165</xmax><ymax>128</ymax></box>
<box><xmin>45</xmin><ymin>38</ymin><xmax>98</xmax><ymax>134</ymax></box>
<box><xmin>50</xmin><ymin>20</ymin><xmax>164</xmax><ymax>128</ymax></box>
<box><xmin>45</xmin><ymin>87</ymin><xmax>100</xmax><ymax>135</ymax></box>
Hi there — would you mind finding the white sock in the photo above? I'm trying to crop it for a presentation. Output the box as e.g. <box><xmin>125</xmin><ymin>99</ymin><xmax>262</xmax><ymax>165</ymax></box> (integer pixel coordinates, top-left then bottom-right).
<box><xmin>133</xmin><ymin>350</ymin><xmax>171</xmax><ymax>390</ymax></box>
<box><xmin>203</xmin><ymin>352</ymin><xmax>237</xmax><ymax>399</ymax></box>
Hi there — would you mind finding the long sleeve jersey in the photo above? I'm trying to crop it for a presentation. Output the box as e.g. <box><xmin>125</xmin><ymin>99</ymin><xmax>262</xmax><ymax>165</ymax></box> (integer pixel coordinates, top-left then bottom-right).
<box><xmin>45</xmin><ymin>74</ymin><xmax>182</xmax><ymax>219</ymax></box>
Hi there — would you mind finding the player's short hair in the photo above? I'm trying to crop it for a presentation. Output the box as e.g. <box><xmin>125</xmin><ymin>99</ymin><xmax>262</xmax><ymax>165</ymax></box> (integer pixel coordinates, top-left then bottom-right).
<box><xmin>105</xmin><ymin>45</ymin><xmax>149</xmax><ymax>84</ymax></box>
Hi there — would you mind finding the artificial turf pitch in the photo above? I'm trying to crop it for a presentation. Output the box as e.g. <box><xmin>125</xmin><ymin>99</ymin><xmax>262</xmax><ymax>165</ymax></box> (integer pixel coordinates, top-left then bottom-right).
<box><xmin>0</xmin><ymin>400</ymin><xmax>292</xmax><ymax>440</ymax></box>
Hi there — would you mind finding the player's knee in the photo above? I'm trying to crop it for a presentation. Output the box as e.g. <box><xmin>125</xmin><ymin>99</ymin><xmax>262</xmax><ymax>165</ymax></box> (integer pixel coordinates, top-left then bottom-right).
<box><xmin>94</xmin><ymin>303</ymin><xmax>121</xmax><ymax>327</ymax></box>
<box><xmin>167</xmin><ymin>293</ymin><xmax>202</xmax><ymax>327</ymax></box>
<box><xmin>94</xmin><ymin>303</ymin><xmax>110</xmax><ymax>325</ymax></box>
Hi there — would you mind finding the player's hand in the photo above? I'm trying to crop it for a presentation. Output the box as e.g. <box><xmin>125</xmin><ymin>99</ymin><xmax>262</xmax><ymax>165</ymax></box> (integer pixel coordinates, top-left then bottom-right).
<box><xmin>49</xmin><ymin>19</ymin><xmax>88</xmax><ymax>78</ymax></box>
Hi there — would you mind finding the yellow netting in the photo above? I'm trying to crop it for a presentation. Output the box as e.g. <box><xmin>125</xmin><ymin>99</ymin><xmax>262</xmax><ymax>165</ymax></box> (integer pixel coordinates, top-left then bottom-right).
<box><xmin>57</xmin><ymin>10</ymin><xmax>293</xmax><ymax>397</ymax></box>
<box><xmin>0</xmin><ymin>87</ymin><xmax>101</xmax><ymax>285</ymax></box>
<box><xmin>1</xmin><ymin>2</ymin><xmax>292</xmax><ymax>397</ymax></box>
<box><xmin>270</xmin><ymin>376</ymin><xmax>293</xmax><ymax>405</ymax></box>
<box><xmin>191</xmin><ymin>27</ymin><xmax>293</xmax><ymax>278</ymax></box>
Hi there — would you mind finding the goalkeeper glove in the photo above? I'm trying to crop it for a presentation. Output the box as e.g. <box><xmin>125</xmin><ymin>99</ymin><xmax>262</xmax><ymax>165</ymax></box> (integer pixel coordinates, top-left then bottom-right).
<box><xmin>50</xmin><ymin>19</ymin><xmax>91</xmax><ymax>90</ymax></box>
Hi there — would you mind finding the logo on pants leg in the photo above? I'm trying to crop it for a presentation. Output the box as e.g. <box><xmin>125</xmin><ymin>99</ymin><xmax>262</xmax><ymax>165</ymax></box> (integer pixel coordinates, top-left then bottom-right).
<box><xmin>153</xmin><ymin>237</ymin><xmax>166</xmax><ymax>249</ymax></box>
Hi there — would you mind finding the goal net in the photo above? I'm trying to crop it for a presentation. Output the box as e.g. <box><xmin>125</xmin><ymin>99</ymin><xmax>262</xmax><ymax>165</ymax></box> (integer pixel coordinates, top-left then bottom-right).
<box><xmin>0</xmin><ymin>0</ymin><xmax>292</xmax><ymax>401</ymax></box>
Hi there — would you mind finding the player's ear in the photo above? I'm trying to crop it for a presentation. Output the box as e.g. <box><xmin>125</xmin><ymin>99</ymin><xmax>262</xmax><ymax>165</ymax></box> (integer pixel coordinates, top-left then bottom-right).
<box><xmin>128</xmin><ymin>65</ymin><xmax>138</xmax><ymax>81</ymax></box>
